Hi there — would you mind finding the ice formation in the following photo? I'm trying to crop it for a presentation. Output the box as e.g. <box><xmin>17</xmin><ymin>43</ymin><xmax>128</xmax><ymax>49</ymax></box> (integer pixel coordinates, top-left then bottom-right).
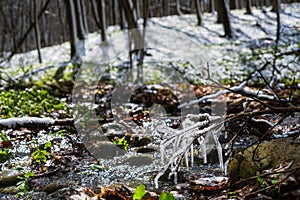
<box><xmin>154</xmin><ymin>113</ymin><xmax>224</xmax><ymax>188</ymax></box>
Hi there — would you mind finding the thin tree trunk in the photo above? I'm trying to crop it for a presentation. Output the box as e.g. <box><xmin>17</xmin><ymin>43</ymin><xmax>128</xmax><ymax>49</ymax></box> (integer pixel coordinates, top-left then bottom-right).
<box><xmin>272</xmin><ymin>0</ymin><xmax>280</xmax><ymax>12</ymax></box>
<box><xmin>91</xmin><ymin>0</ymin><xmax>101</xmax><ymax>30</ymax></box>
<box><xmin>66</xmin><ymin>0</ymin><xmax>78</xmax><ymax>59</ymax></box>
<box><xmin>99</xmin><ymin>0</ymin><xmax>107</xmax><ymax>41</ymax></box>
<box><xmin>136</xmin><ymin>0</ymin><xmax>149</xmax><ymax>83</ymax></box>
<box><xmin>211</xmin><ymin>0</ymin><xmax>215</xmax><ymax>14</ymax></box>
<box><xmin>74</xmin><ymin>0</ymin><xmax>86</xmax><ymax>40</ymax></box>
<box><xmin>80</xmin><ymin>0</ymin><xmax>89</xmax><ymax>33</ymax></box>
<box><xmin>118</xmin><ymin>0</ymin><xmax>126</xmax><ymax>29</ymax></box>
<box><xmin>215</xmin><ymin>0</ymin><xmax>223</xmax><ymax>23</ymax></box>
<box><xmin>220</xmin><ymin>0</ymin><xmax>234</xmax><ymax>38</ymax></box>
<box><xmin>176</xmin><ymin>0</ymin><xmax>183</xmax><ymax>15</ymax></box>
<box><xmin>34</xmin><ymin>0</ymin><xmax>42</xmax><ymax>63</ymax></box>
<box><xmin>275</xmin><ymin>0</ymin><xmax>281</xmax><ymax>49</ymax></box>
<box><xmin>195</xmin><ymin>0</ymin><xmax>202</xmax><ymax>26</ymax></box>
<box><xmin>0</xmin><ymin>0</ymin><xmax>51</xmax><ymax>63</ymax></box>
<box><xmin>163</xmin><ymin>0</ymin><xmax>170</xmax><ymax>16</ymax></box>
<box><xmin>245</xmin><ymin>0</ymin><xmax>253</xmax><ymax>14</ymax></box>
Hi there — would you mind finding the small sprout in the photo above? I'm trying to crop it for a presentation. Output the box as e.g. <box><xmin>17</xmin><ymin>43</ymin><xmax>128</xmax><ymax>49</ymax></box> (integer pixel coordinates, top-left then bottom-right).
<box><xmin>158</xmin><ymin>192</ymin><xmax>176</xmax><ymax>200</ymax></box>
<box><xmin>256</xmin><ymin>172</ymin><xmax>266</xmax><ymax>187</ymax></box>
<box><xmin>114</xmin><ymin>137</ymin><xmax>129</xmax><ymax>151</ymax></box>
<box><xmin>32</xmin><ymin>148</ymin><xmax>49</xmax><ymax>163</ymax></box>
<box><xmin>133</xmin><ymin>184</ymin><xmax>146</xmax><ymax>200</ymax></box>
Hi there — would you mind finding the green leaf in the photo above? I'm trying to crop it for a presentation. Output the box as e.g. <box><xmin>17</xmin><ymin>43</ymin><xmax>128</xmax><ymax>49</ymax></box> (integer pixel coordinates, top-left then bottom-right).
<box><xmin>256</xmin><ymin>172</ymin><xmax>266</xmax><ymax>187</ymax></box>
<box><xmin>24</xmin><ymin>172</ymin><xmax>34</xmax><ymax>179</ymax></box>
<box><xmin>133</xmin><ymin>184</ymin><xmax>146</xmax><ymax>200</ymax></box>
<box><xmin>158</xmin><ymin>192</ymin><xmax>176</xmax><ymax>200</ymax></box>
<box><xmin>44</xmin><ymin>141</ymin><xmax>52</xmax><ymax>149</ymax></box>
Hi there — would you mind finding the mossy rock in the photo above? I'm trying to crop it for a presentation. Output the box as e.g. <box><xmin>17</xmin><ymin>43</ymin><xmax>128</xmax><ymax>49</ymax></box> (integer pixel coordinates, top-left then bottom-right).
<box><xmin>228</xmin><ymin>137</ymin><xmax>300</xmax><ymax>189</ymax></box>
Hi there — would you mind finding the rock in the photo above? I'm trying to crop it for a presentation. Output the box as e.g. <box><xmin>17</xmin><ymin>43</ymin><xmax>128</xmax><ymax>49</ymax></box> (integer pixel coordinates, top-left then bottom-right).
<box><xmin>40</xmin><ymin>181</ymin><xmax>69</xmax><ymax>194</ymax></box>
<box><xmin>85</xmin><ymin>139</ymin><xmax>126</xmax><ymax>159</ymax></box>
<box><xmin>120</xmin><ymin>154</ymin><xmax>154</xmax><ymax>166</ymax></box>
<box><xmin>0</xmin><ymin>186</ymin><xmax>19</xmax><ymax>194</ymax></box>
<box><xmin>0</xmin><ymin>171</ymin><xmax>24</xmax><ymax>187</ymax></box>
<box><xmin>228</xmin><ymin>137</ymin><xmax>300</xmax><ymax>189</ymax></box>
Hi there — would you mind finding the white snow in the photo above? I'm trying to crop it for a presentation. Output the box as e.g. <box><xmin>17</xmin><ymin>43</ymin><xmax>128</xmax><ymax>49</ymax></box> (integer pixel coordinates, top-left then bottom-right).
<box><xmin>0</xmin><ymin>117</ymin><xmax>55</xmax><ymax>128</ymax></box>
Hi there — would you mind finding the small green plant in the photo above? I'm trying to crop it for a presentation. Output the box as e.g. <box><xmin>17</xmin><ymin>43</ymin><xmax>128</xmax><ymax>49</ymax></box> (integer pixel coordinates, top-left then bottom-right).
<box><xmin>31</xmin><ymin>141</ymin><xmax>51</xmax><ymax>163</ymax></box>
<box><xmin>271</xmin><ymin>173</ymin><xmax>281</xmax><ymax>185</ymax></box>
<box><xmin>0</xmin><ymin>132</ymin><xmax>13</xmax><ymax>162</ymax></box>
<box><xmin>229</xmin><ymin>191</ymin><xmax>238</xmax><ymax>198</ymax></box>
<box><xmin>133</xmin><ymin>184</ymin><xmax>146</xmax><ymax>200</ymax></box>
<box><xmin>0</xmin><ymin>148</ymin><xmax>13</xmax><ymax>163</ymax></box>
<box><xmin>114</xmin><ymin>137</ymin><xmax>129</xmax><ymax>151</ymax></box>
<box><xmin>133</xmin><ymin>184</ymin><xmax>175</xmax><ymax>200</ymax></box>
<box><xmin>158</xmin><ymin>192</ymin><xmax>176</xmax><ymax>200</ymax></box>
<box><xmin>16</xmin><ymin>171</ymin><xmax>35</xmax><ymax>198</ymax></box>
<box><xmin>257</xmin><ymin>172</ymin><xmax>266</xmax><ymax>187</ymax></box>
<box><xmin>0</xmin><ymin>89</ymin><xmax>68</xmax><ymax>118</ymax></box>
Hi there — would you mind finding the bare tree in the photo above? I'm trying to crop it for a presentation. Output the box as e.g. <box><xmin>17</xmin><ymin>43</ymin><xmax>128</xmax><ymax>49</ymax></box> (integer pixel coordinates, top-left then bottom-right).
<box><xmin>34</xmin><ymin>0</ymin><xmax>42</xmax><ymax>63</ymax></box>
<box><xmin>99</xmin><ymin>0</ymin><xmax>107</xmax><ymax>41</ymax></box>
<box><xmin>272</xmin><ymin>0</ymin><xmax>280</xmax><ymax>12</ymax></box>
<box><xmin>218</xmin><ymin>0</ymin><xmax>234</xmax><ymax>38</ymax></box>
<box><xmin>245</xmin><ymin>0</ymin><xmax>253</xmax><ymax>14</ymax></box>
<box><xmin>176</xmin><ymin>0</ymin><xmax>183</xmax><ymax>15</ymax></box>
<box><xmin>195</xmin><ymin>0</ymin><xmax>203</xmax><ymax>26</ymax></box>
<box><xmin>66</xmin><ymin>0</ymin><xmax>78</xmax><ymax>60</ymax></box>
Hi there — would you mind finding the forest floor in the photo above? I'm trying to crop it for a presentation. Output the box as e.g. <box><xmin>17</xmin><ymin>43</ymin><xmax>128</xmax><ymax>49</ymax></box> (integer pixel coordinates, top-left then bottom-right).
<box><xmin>0</xmin><ymin>3</ymin><xmax>300</xmax><ymax>200</ymax></box>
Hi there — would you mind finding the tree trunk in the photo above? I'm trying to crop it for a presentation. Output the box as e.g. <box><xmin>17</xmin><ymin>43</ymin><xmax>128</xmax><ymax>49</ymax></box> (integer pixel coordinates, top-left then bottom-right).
<box><xmin>272</xmin><ymin>0</ymin><xmax>280</xmax><ymax>12</ymax></box>
<box><xmin>230</xmin><ymin>0</ymin><xmax>238</xmax><ymax>9</ymax></box>
<box><xmin>215</xmin><ymin>0</ymin><xmax>223</xmax><ymax>23</ymax></box>
<box><xmin>118</xmin><ymin>0</ymin><xmax>126</xmax><ymax>29</ymax></box>
<box><xmin>245</xmin><ymin>0</ymin><xmax>253</xmax><ymax>14</ymax></box>
<box><xmin>195</xmin><ymin>0</ymin><xmax>202</xmax><ymax>26</ymax></box>
<box><xmin>210</xmin><ymin>0</ymin><xmax>215</xmax><ymax>14</ymax></box>
<box><xmin>34</xmin><ymin>0</ymin><xmax>42</xmax><ymax>63</ymax></box>
<box><xmin>98</xmin><ymin>0</ymin><xmax>107</xmax><ymax>41</ymax></box>
<box><xmin>176</xmin><ymin>0</ymin><xmax>183</xmax><ymax>15</ymax></box>
<box><xmin>74</xmin><ymin>0</ymin><xmax>87</xmax><ymax>40</ymax></box>
<box><xmin>66</xmin><ymin>0</ymin><xmax>79</xmax><ymax>79</ymax></box>
<box><xmin>163</xmin><ymin>0</ymin><xmax>170</xmax><ymax>16</ymax></box>
<box><xmin>275</xmin><ymin>0</ymin><xmax>281</xmax><ymax>49</ymax></box>
<box><xmin>219</xmin><ymin>0</ymin><xmax>234</xmax><ymax>38</ymax></box>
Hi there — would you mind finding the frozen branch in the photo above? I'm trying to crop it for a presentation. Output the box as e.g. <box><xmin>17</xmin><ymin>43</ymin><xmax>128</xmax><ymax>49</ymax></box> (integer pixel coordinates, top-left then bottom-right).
<box><xmin>154</xmin><ymin>113</ymin><xmax>224</xmax><ymax>188</ymax></box>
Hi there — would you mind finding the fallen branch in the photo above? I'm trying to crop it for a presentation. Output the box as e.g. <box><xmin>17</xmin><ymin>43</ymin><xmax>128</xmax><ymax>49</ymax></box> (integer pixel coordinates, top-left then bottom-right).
<box><xmin>0</xmin><ymin>117</ymin><xmax>113</xmax><ymax>129</ymax></box>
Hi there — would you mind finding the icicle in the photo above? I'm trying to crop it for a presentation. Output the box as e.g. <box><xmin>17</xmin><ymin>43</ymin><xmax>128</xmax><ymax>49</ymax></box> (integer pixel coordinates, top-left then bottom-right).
<box><xmin>224</xmin><ymin>159</ymin><xmax>230</xmax><ymax>176</ymax></box>
<box><xmin>160</xmin><ymin>142</ymin><xmax>165</xmax><ymax>165</ymax></box>
<box><xmin>212</xmin><ymin>131</ymin><xmax>224</xmax><ymax>170</ymax></box>
<box><xmin>190</xmin><ymin>144</ymin><xmax>194</xmax><ymax>167</ymax></box>
<box><xmin>198</xmin><ymin>136</ymin><xmax>207</xmax><ymax>164</ymax></box>
<box><xmin>202</xmin><ymin>141</ymin><xmax>207</xmax><ymax>164</ymax></box>
<box><xmin>185</xmin><ymin>150</ymin><xmax>189</xmax><ymax>169</ymax></box>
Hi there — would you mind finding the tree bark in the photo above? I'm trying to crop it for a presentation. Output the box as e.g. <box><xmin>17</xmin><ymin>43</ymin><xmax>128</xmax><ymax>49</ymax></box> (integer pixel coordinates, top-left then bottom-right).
<box><xmin>272</xmin><ymin>0</ymin><xmax>280</xmax><ymax>12</ymax></box>
<box><xmin>245</xmin><ymin>0</ymin><xmax>253</xmax><ymax>14</ymax></box>
<box><xmin>195</xmin><ymin>0</ymin><xmax>203</xmax><ymax>26</ymax></box>
<box><xmin>215</xmin><ymin>0</ymin><xmax>223</xmax><ymax>23</ymax></box>
<box><xmin>74</xmin><ymin>0</ymin><xmax>87</xmax><ymax>40</ymax></box>
<box><xmin>98</xmin><ymin>0</ymin><xmax>107</xmax><ymax>41</ymax></box>
<box><xmin>163</xmin><ymin>0</ymin><xmax>170</xmax><ymax>16</ymax></box>
<box><xmin>66</xmin><ymin>0</ymin><xmax>78</xmax><ymax>59</ymax></box>
<box><xmin>219</xmin><ymin>0</ymin><xmax>234</xmax><ymax>38</ymax></box>
<box><xmin>34</xmin><ymin>0</ymin><xmax>42</xmax><ymax>63</ymax></box>
<box><xmin>176</xmin><ymin>0</ymin><xmax>183</xmax><ymax>15</ymax></box>
<box><xmin>118</xmin><ymin>0</ymin><xmax>126</xmax><ymax>29</ymax></box>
